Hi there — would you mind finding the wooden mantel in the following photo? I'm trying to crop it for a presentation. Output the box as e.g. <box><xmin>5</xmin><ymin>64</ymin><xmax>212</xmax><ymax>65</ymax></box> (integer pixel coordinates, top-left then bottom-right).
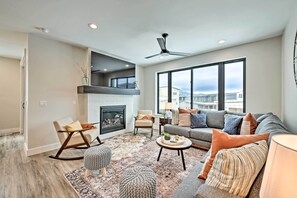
<box><xmin>77</xmin><ymin>85</ymin><xmax>140</xmax><ymax>95</ymax></box>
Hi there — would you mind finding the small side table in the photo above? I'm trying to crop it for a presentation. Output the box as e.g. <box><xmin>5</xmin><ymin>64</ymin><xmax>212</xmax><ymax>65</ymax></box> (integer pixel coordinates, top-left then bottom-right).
<box><xmin>159</xmin><ymin>118</ymin><xmax>172</xmax><ymax>135</ymax></box>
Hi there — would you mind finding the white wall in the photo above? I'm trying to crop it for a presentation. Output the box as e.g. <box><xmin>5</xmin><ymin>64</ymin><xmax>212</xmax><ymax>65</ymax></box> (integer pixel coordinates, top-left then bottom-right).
<box><xmin>27</xmin><ymin>34</ymin><xmax>87</xmax><ymax>151</ymax></box>
<box><xmin>0</xmin><ymin>56</ymin><xmax>20</xmax><ymax>132</ymax></box>
<box><xmin>282</xmin><ymin>3</ymin><xmax>297</xmax><ymax>132</ymax></box>
<box><xmin>142</xmin><ymin>36</ymin><xmax>282</xmax><ymax>117</ymax></box>
<box><xmin>26</xmin><ymin>34</ymin><xmax>144</xmax><ymax>155</ymax></box>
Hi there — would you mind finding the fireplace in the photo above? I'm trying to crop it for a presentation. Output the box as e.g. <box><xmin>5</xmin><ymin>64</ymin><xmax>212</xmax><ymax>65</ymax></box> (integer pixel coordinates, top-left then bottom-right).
<box><xmin>100</xmin><ymin>105</ymin><xmax>126</xmax><ymax>134</ymax></box>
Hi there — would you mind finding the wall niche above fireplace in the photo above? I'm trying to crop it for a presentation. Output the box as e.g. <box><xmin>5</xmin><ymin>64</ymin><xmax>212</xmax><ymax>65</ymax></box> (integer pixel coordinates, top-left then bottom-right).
<box><xmin>100</xmin><ymin>105</ymin><xmax>126</xmax><ymax>134</ymax></box>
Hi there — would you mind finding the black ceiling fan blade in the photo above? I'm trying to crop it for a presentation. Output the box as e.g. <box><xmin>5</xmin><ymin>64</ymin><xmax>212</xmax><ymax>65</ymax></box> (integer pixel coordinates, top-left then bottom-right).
<box><xmin>145</xmin><ymin>53</ymin><xmax>161</xmax><ymax>59</ymax></box>
<box><xmin>157</xmin><ymin>38</ymin><xmax>166</xmax><ymax>50</ymax></box>
<box><xmin>168</xmin><ymin>51</ymin><xmax>191</xmax><ymax>56</ymax></box>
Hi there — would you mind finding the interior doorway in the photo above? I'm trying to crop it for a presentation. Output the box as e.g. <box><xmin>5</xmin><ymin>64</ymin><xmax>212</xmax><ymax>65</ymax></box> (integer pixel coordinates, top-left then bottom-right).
<box><xmin>20</xmin><ymin>48</ymin><xmax>28</xmax><ymax>145</ymax></box>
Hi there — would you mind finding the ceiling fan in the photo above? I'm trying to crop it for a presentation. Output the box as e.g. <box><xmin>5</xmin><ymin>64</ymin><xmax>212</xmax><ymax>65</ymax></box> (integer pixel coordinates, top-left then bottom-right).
<box><xmin>145</xmin><ymin>33</ymin><xmax>191</xmax><ymax>59</ymax></box>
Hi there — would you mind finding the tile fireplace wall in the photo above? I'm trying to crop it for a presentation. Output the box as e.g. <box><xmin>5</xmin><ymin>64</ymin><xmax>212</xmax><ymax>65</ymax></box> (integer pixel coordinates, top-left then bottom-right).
<box><xmin>78</xmin><ymin>94</ymin><xmax>134</xmax><ymax>139</ymax></box>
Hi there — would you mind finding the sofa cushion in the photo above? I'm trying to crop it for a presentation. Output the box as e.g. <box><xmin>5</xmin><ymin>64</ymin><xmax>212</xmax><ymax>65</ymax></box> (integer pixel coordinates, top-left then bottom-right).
<box><xmin>163</xmin><ymin>124</ymin><xmax>190</xmax><ymax>137</ymax></box>
<box><xmin>171</xmin><ymin>163</ymin><xmax>205</xmax><ymax>198</ymax></box>
<box><xmin>190</xmin><ymin>128</ymin><xmax>214</xmax><ymax>142</ymax></box>
<box><xmin>195</xmin><ymin>184</ymin><xmax>241</xmax><ymax>198</ymax></box>
<box><xmin>190</xmin><ymin>113</ymin><xmax>208</xmax><ymax>128</ymax></box>
<box><xmin>200</xmin><ymin>110</ymin><xmax>226</xmax><ymax>129</ymax></box>
<box><xmin>255</xmin><ymin>115</ymin><xmax>290</xmax><ymax>145</ymax></box>
<box><xmin>256</xmin><ymin>112</ymin><xmax>273</xmax><ymax>123</ymax></box>
<box><xmin>206</xmin><ymin>140</ymin><xmax>268</xmax><ymax>197</ymax></box>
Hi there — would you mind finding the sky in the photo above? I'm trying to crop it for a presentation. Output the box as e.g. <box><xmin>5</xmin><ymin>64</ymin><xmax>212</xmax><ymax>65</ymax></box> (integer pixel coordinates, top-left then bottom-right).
<box><xmin>159</xmin><ymin>62</ymin><xmax>243</xmax><ymax>94</ymax></box>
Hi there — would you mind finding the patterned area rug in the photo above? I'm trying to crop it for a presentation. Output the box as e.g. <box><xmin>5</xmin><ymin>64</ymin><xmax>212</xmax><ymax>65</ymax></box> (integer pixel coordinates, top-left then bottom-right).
<box><xmin>65</xmin><ymin>133</ymin><xmax>207</xmax><ymax>198</ymax></box>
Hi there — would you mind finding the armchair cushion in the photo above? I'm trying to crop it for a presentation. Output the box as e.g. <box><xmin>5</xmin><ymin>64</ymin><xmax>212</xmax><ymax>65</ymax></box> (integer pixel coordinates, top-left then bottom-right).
<box><xmin>64</xmin><ymin>120</ymin><xmax>83</xmax><ymax>132</ymax></box>
<box><xmin>68</xmin><ymin>129</ymin><xmax>99</xmax><ymax>145</ymax></box>
<box><xmin>135</xmin><ymin>120</ymin><xmax>153</xmax><ymax>127</ymax></box>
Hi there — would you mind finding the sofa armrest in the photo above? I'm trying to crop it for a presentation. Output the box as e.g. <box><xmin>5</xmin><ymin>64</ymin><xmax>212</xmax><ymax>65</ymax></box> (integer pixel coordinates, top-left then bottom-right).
<box><xmin>195</xmin><ymin>184</ymin><xmax>241</xmax><ymax>198</ymax></box>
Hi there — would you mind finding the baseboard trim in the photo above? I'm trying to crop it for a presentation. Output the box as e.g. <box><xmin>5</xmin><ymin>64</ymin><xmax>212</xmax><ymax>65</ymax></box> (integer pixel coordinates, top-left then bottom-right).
<box><xmin>26</xmin><ymin>142</ymin><xmax>61</xmax><ymax>156</ymax></box>
<box><xmin>0</xmin><ymin>128</ymin><xmax>20</xmax><ymax>135</ymax></box>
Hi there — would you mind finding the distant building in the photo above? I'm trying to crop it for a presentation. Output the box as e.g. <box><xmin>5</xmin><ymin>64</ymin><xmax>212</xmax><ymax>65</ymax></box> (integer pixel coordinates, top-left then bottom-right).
<box><xmin>159</xmin><ymin>86</ymin><xmax>243</xmax><ymax>112</ymax></box>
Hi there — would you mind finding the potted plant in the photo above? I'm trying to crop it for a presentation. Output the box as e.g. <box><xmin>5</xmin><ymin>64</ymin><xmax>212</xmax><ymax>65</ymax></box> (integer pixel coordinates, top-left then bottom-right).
<box><xmin>164</xmin><ymin>132</ymin><xmax>171</xmax><ymax>140</ymax></box>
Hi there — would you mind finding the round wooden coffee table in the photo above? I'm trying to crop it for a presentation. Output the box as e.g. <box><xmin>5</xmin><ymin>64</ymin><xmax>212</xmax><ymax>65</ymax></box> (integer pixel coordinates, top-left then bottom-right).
<box><xmin>156</xmin><ymin>136</ymin><xmax>192</xmax><ymax>170</ymax></box>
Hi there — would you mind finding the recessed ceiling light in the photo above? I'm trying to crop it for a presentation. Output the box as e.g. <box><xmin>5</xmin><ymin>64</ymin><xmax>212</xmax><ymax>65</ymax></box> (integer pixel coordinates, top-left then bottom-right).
<box><xmin>218</xmin><ymin>39</ymin><xmax>226</xmax><ymax>44</ymax></box>
<box><xmin>88</xmin><ymin>23</ymin><xmax>98</xmax><ymax>29</ymax></box>
<box><xmin>34</xmin><ymin>27</ymin><xmax>49</xmax><ymax>33</ymax></box>
<box><xmin>125</xmin><ymin>64</ymin><xmax>129</xmax><ymax>67</ymax></box>
<box><xmin>103</xmin><ymin>68</ymin><xmax>107</xmax><ymax>71</ymax></box>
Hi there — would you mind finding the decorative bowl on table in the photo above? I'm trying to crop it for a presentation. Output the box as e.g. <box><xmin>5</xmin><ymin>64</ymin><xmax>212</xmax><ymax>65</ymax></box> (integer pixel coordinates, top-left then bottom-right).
<box><xmin>161</xmin><ymin>135</ymin><xmax>185</xmax><ymax>146</ymax></box>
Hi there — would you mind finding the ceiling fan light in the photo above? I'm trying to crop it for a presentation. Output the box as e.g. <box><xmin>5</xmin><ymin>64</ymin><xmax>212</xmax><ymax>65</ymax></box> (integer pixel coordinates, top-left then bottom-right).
<box><xmin>218</xmin><ymin>39</ymin><xmax>226</xmax><ymax>44</ymax></box>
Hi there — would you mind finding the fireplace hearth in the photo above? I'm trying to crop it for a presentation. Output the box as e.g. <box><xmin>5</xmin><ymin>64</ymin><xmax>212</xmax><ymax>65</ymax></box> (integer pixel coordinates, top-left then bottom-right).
<box><xmin>100</xmin><ymin>105</ymin><xmax>126</xmax><ymax>134</ymax></box>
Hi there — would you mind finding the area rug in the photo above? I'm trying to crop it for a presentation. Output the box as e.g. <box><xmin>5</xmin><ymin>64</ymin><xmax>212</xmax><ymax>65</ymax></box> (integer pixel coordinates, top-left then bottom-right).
<box><xmin>65</xmin><ymin>133</ymin><xmax>207</xmax><ymax>198</ymax></box>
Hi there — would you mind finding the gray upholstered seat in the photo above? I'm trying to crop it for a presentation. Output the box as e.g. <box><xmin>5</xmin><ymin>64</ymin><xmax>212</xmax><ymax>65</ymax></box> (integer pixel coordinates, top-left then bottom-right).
<box><xmin>84</xmin><ymin>146</ymin><xmax>112</xmax><ymax>177</ymax></box>
<box><xmin>119</xmin><ymin>166</ymin><xmax>156</xmax><ymax>198</ymax></box>
<box><xmin>190</xmin><ymin>128</ymin><xmax>216</xmax><ymax>142</ymax></box>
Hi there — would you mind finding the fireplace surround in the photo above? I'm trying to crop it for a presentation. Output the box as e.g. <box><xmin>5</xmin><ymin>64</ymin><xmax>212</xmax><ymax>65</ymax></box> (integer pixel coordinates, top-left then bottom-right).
<box><xmin>100</xmin><ymin>105</ymin><xmax>126</xmax><ymax>134</ymax></box>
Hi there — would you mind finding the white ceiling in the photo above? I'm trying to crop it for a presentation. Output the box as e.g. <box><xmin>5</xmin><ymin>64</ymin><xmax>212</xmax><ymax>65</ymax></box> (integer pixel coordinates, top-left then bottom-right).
<box><xmin>0</xmin><ymin>0</ymin><xmax>296</xmax><ymax>65</ymax></box>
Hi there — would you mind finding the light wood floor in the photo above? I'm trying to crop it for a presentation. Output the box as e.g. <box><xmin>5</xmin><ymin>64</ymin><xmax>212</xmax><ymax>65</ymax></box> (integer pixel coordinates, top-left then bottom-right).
<box><xmin>0</xmin><ymin>133</ymin><xmax>86</xmax><ymax>198</ymax></box>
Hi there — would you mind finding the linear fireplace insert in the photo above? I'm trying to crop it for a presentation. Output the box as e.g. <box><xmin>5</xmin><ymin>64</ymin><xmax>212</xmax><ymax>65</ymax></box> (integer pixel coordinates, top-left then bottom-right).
<box><xmin>100</xmin><ymin>105</ymin><xmax>126</xmax><ymax>134</ymax></box>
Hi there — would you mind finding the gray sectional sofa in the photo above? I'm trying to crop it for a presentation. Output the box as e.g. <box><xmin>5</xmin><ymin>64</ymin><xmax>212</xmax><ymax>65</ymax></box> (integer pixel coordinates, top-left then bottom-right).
<box><xmin>164</xmin><ymin>110</ymin><xmax>264</xmax><ymax>149</ymax></box>
<box><xmin>164</xmin><ymin>110</ymin><xmax>293</xmax><ymax>198</ymax></box>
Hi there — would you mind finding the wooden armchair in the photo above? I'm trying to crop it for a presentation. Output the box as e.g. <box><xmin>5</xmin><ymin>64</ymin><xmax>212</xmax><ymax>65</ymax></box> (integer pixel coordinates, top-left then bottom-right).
<box><xmin>134</xmin><ymin>110</ymin><xmax>155</xmax><ymax>137</ymax></box>
<box><xmin>49</xmin><ymin>117</ymin><xmax>103</xmax><ymax>160</ymax></box>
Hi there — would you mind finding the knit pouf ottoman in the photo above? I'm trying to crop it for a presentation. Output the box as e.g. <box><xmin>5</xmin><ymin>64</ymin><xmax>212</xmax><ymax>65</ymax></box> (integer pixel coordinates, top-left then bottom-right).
<box><xmin>119</xmin><ymin>166</ymin><xmax>156</xmax><ymax>198</ymax></box>
<box><xmin>84</xmin><ymin>146</ymin><xmax>111</xmax><ymax>177</ymax></box>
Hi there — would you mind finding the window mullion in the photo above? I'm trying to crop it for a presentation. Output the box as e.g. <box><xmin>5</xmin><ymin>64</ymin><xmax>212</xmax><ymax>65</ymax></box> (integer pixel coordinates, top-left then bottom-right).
<box><xmin>168</xmin><ymin>72</ymin><xmax>172</xmax><ymax>102</ymax></box>
<box><xmin>191</xmin><ymin>69</ymin><xmax>193</xmax><ymax>109</ymax></box>
<box><xmin>218</xmin><ymin>63</ymin><xmax>225</xmax><ymax>110</ymax></box>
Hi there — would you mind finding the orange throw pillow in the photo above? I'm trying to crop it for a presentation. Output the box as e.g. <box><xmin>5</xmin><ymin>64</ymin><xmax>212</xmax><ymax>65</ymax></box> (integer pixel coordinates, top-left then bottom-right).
<box><xmin>198</xmin><ymin>129</ymin><xmax>269</xmax><ymax>180</ymax></box>
<box><xmin>240</xmin><ymin>113</ymin><xmax>257</xmax><ymax>135</ymax></box>
<box><xmin>178</xmin><ymin>108</ymin><xmax>198</xmax><ymax>114</ymax></box>
<box><xmin>81</xmin><ymin>123</ymin><xmax>97</xmax><ymax>130</ymax></box>
<box><xmin>138</xmin><ymin>114</ymin><xmax>153</xmax><ymax>120</ymax></box>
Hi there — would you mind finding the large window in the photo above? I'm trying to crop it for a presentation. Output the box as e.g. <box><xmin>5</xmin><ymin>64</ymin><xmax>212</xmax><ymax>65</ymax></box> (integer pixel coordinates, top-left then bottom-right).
<box><xmin>171</xmin><ymin>70</ymin><xmax>191</xmax><ymax>109</ymax></box>
<box><xmin>224</xmin><ymin>62</ymin><xmax>244</xmax><ymax>113</ymax></box>
<box><xmin>158</xmin><ymin>73</ymin><xmax>168</xmax><ymax>113</ymax></box>
<box><xmin>157</xmin><ymin>59</ymin><xmax>246</xmax><ymax>113</ymax></box>
<box><xmin>111</xmin><ymin>76</ymin><xmax>135</xmax><ymax>89</ymax></box>
<box><xmin>193</xmin><ymin>65</ymin><xmax>219</xmax><ymax>111</ymax></box>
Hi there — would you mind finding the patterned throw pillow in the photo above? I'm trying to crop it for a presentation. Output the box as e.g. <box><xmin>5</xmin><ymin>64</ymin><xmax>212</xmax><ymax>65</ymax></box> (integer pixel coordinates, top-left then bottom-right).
<box><xmin>222</xmin><ymin>115</ymin><xmax>242</xmax><ymax>135</ymax></box>
<box><xmin>190</xmin><ymin>113</ymin><xmax>208</xmax><ymax>128</ymax></box>
<box><xmin>178</xmin><ymin>114</ymin><xmax>191</xmax><ymax>127</ymax></box>
<box><xmin>198</xmin><ymin>129</ymin><xmax>269</xmax><ymax>180</ymax></box>
<box><xmin>240</xmin><ymin>113</ymin><xmax>257</xmax><ymax>135</ymax></box>
<box><xmin>206</xmin><ymin>140</ymin><xmax>268</xmax><ymax>197</ymax></box>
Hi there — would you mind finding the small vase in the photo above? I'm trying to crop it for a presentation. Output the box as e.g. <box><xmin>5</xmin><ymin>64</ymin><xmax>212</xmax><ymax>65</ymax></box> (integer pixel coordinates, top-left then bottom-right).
<box><xmin>82</xmin><ymin>77</ymin><xmax>89</xmax><ymax>85</ymax></box>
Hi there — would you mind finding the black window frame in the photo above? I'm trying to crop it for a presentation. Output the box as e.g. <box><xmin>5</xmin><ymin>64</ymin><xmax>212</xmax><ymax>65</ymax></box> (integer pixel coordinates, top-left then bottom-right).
<box><xmin>111</xmin><ymin>76</ymin><xmax>136</xmax><ymax>89</ymax></box>
<box><xmin>157</xmin><ymin>58</ymin><xmax>246</xmax><ymax>113</ymax></box>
